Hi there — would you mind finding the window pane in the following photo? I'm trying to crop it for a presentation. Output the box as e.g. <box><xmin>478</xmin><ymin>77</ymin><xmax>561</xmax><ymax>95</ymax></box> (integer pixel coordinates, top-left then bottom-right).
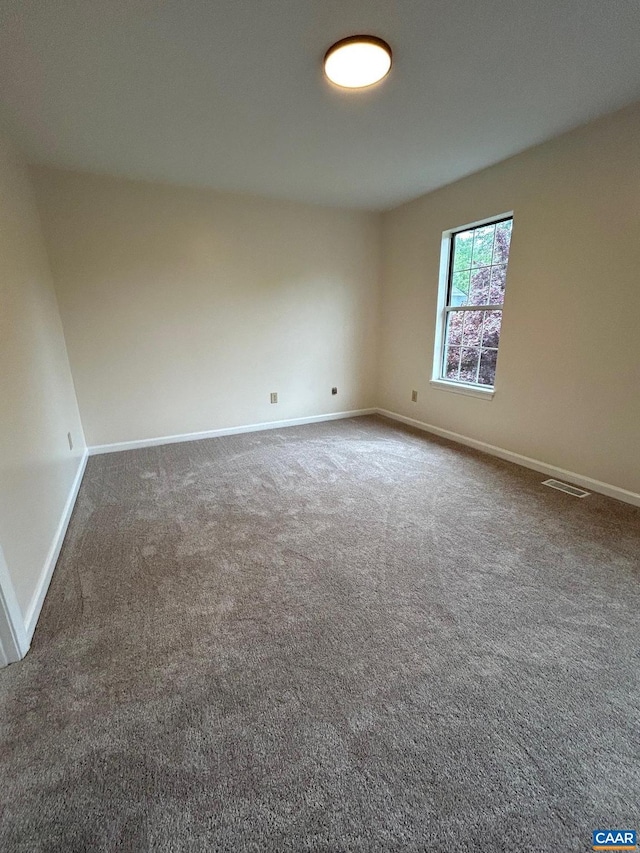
<box><xmin>493</xmin><ymin>219</ymin><xmax>512</xmax><ymax>264</ymax></box>
<box><xmin>489</xmin><ymin>264</ymin><xmax>507</xmax><ymax>304</ymax></box>
<box><xmin>459</xmin><ymin>347</ymin><xmax>480</xmax><ymax>383</ymax></box>
<box><xmin>441</xmin><ymin>216</ymin><xmax>511</xmax><ymax>389</ymax></box>
<box><xmin>451</xmin><ymin>270</ymin><xmax>470</xmax><ymax>306</ymax></box>
<box><xmin>471</xmin><ymin>224</ymin><xmax>495</xmax><ymax>267</ymax></box>
<box><xmin>453</xmin><ymin>230</ymin><xmax>473</xmax><ymax>272</ymax></box>
<box><xmin>478</xmin><ymin>348</ymin><xmax>498</xmax><ymax>385</ymax></box>
<box><xmin>446</xmin><ymin>310</ymin><xmax>464</xmax><ymax>346</ymax></box>
<box><xmin>469</xmin><ymin>267</ymin><xmax>490</xmax><ymax>305</ymax></box>
<box><xmin>462</xmin><ymin>310</ymin><xmax>483</xmax><ymax>346</ymax></box>
<box><xmin>482</xmin><ymin>310</ymin><xmax>502</xmax><ymax>348</ymax></box>
<box><xmin>444</xmin><ymin>346</ymin><xmax>461</xmax><ymax>380</ymax></box>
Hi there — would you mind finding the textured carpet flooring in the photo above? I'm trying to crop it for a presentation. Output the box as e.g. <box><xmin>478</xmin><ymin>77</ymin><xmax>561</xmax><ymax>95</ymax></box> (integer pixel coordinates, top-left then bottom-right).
<box><xmin>1</xmin><ymin>415</ymin><xmax>638</xmax><ymax>852</ymax></box>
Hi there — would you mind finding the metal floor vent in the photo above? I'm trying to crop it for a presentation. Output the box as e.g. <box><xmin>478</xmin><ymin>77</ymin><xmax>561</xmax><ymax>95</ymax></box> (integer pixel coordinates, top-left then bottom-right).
<box><xmin>542</xmin><ymin>478</ymin><xmax>590</xmax><ymax>498</ymax></box>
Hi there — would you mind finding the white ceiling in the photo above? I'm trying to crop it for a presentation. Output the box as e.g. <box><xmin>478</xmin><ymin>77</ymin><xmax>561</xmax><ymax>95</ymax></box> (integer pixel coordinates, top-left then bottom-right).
<box><xmin>0</xmin><ymin>0</ymin><xmax>639</xmax><ymax>210</ymax></box>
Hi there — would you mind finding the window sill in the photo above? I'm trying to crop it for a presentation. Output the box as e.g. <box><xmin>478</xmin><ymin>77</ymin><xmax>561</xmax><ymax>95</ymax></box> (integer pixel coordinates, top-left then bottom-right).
<box><xmin>429</xmin><ymin>379</ymin><xmax>495</xmax><ymax>400</ymax></box>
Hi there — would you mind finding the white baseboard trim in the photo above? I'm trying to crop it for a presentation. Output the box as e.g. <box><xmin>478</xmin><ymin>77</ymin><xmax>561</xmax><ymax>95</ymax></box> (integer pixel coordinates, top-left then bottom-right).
<box><xmin>88</xmin><ymin>409</ymin><xmax>378</xmax><ymax>456</ymax></box>
<box><xmin>24</xmin><ymin>449</ymin><xmax>89</xmax><ymax>641</ymax></box>
<box><xmin>377</xmin><ymin>408</ymin><xmax>640</xmax><ymax>508</ymax></box>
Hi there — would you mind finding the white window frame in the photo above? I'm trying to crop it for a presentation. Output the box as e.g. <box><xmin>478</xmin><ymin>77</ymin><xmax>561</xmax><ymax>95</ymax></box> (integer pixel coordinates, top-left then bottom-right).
<box><xmin>430</xmin><ymin>211</ymin><xmax>513</xmax><ymax>400</ymax></box>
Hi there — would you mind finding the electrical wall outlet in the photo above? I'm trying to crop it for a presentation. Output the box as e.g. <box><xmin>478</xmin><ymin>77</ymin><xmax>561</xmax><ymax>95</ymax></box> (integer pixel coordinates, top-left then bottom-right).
<box><xmin>270</xmin><ymin>392</ymin><xmax>278</xmax><ymax>404</ymax></box>
<box><xmin>331</xmin><ymin>387</ymin><xmax>338</xmax><ymax>395</ymax></box>
<box><xmin>411</xmin><ymin>390</ymin><xmax>418</xmax><ymax>402</ymax></box>
<box><xmin>67</xmin><ymin>432</ymin><xmax>73</xmax><ymax>450</ymax></box>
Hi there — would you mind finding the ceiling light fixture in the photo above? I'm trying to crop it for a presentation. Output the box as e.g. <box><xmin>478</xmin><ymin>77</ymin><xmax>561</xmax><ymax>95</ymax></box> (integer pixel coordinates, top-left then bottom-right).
<box><xmin>323</xmin><ymin>35</ymin><xmax>392</xmax><ymax>89</ymax></box>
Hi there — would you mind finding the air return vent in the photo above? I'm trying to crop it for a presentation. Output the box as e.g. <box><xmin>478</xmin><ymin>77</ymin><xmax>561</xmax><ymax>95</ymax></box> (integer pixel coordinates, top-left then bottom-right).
<box><xmin>542</xmin><ymin>479</ymin><xmax>590</xmax><ymax>498</ymax></box>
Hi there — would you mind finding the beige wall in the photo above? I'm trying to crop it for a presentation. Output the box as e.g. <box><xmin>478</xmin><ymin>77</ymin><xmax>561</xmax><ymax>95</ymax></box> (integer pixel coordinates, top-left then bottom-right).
<box><xmin>378</xmin><ymin>103</ymin><xmax>640</xmax><ymax>494</ymax></box>
<box><xmin>0</xmin><ymin>131</ymin><xmax>85</xmax><ymax>617</ymax></box>
<box><xmin>31</xmin><ymin>170</ymin><xmax>382</xmax><ymax>447</ymax></box>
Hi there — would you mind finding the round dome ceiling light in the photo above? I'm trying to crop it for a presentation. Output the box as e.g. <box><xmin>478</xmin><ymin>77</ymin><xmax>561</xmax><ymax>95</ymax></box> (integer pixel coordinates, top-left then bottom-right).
<box><xmin>323</xmin><ymin>35</ymin><xmax>392</xmax><ymax>89</ymax></box>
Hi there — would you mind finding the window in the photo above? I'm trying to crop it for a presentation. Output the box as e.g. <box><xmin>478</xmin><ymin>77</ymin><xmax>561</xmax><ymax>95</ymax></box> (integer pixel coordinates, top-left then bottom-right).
<box><xmin>432</xmin><ymin>215</ymin><xmax>513</xmax><ymax>396</ymax></box>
